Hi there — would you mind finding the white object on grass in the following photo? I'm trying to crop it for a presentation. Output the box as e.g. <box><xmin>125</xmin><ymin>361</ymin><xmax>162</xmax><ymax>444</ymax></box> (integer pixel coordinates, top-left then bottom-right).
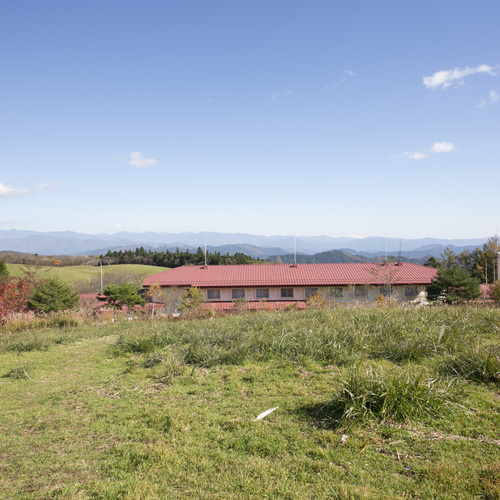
<box><xmin>253</xmin><ymin>406</ymin><xmax>279</xmax><ymax>421</ymax></box>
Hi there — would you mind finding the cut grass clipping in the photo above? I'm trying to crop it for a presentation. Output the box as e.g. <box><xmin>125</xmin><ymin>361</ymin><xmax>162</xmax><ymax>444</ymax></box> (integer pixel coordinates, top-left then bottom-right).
<box><xmin>326</xmin><ymin>366</ymin><xmax>454</xmax><ymax>426</ymax></box>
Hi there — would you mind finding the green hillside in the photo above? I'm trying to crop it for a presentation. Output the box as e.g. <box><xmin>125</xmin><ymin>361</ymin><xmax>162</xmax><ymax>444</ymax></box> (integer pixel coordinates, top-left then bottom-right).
<box><xmin>5</xmin><ymin>264</ymin><xmax>168</xmax><ymax>291</ymax></box>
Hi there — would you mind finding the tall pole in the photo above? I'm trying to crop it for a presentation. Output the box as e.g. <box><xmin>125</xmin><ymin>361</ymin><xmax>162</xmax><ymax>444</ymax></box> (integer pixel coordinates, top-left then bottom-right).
<box><xmin>100</xmin><ymin>261</ymin><xmax>104</xmax><ymax>293</ymax></box>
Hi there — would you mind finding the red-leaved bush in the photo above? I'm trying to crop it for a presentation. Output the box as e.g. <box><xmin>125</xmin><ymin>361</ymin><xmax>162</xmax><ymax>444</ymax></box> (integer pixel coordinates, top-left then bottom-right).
<box><xmin>0</xmin><ymin>278</ymin><xmax>34</xmax><ymax>321</ymax></box>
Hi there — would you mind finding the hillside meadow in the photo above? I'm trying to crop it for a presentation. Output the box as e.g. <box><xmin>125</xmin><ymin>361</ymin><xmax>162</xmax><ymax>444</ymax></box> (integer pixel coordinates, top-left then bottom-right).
<box><xmin>5</xmin><ymin>263</ymin><xmax>168</xmax><ymax>291</ymax></box>
<box><xmin>0</xmin><ymin>306</ymin><xmax>499</xmax><ymax>498</ymax></box>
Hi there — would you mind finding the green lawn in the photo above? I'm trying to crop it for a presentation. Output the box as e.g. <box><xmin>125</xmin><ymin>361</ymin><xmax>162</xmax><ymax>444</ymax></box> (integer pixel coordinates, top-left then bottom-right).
<box><xmin>0</xmin><ymin>307</ymin><xmax>499</xmax><ymax>498</ymax></box>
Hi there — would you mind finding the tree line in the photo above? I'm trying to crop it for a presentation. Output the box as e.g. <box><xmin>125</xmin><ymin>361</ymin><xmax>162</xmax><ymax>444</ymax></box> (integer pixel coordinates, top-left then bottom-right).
<box><xmin>425</xmin><ymin>236</ymin><xmax>499</xmax><ymax>284</ymax></box>
<box><xmin>424</xmin><ymin>236</ymin><xmax>500</xmax><ymax>303</ymax></box>
<box><xmin>102</xmin><ymin>247</ymin><xmax>262</xmax><ymax>267</ymax></box>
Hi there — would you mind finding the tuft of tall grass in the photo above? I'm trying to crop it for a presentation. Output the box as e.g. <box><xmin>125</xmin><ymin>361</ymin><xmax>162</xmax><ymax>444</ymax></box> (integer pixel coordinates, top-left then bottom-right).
<box><xmin>144</xmin><ymin>350</ymin><xmax>186</xmax><ymax>383</ymax></box>
<box><xmin>2</xmin><ymin>366</ymin><xmax>31</xmax><ymax>380</ymax></box>
<box><xmin>440</xmin><ymin>345</ymin><xmax>500</xmax><ymax>384</ymax></box>
<box><xmin>111</xmin><ymin>308</ymin><xmax>500</xmax><ymax>370</ymax></box>
<box><xmin>327</xmin><ymin>366</ymin><xmax>454</xmax><ymax>425</ymax></box>
<box><xmin>114</xmin><ymin>310</ymin><xmax>362</xmax><ymax>366</ymax></box>
<box><xmin>1</xmin><ymin>310</ymin><xmax>88</xmax><ymax>333</ymax></box>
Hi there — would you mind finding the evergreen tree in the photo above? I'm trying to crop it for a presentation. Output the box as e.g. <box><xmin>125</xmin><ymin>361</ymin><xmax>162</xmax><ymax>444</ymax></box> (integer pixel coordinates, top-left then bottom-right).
<box><xmin>0</xmin><ymin>261</ymin><xmax>9</xmax><ymax>282</ymax></box>
<box><xmin>102</xmin><ymin>283</ymin><xmax>146</xmax><ymax>311</ymax></box>
<box><xmin>28</xmin><ymin>279</ymin><xmax>79</xmax><ymax>313</ymax></box>
<box><xmin>426</xmin><ymin>266</ymin><xmax>481</xmax><ymax>304</ymax></box>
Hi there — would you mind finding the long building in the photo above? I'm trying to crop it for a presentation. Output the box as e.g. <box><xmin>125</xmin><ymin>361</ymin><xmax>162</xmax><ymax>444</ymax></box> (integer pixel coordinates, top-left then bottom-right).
<box><xmin>143</xmin><ymin>262</ymin><xmax>437</xmax><ymax>309</ymax></box>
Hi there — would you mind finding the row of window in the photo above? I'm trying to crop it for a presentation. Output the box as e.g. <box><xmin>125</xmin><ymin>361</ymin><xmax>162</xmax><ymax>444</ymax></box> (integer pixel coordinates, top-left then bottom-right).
<box><xmin>206</xmin><ymin>286</ymin><xmax>419</xmax><ymax>301</ymax></box>
<box><xmin>207</xmin><ymin>288</ymin><xmax>295</xmax><ymax>300</ymax></box>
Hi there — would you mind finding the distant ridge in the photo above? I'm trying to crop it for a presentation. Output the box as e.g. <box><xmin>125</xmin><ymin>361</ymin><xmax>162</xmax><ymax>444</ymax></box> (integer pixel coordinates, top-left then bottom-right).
<box><xmin>268</xmin><ymin>250</ymin><xmax>372</xmax><ymax>264</ymax></box>
<box><xmin>0</xmin><ymin>229</ymin><xmax>488</xmax><ymax>258</ymax></box>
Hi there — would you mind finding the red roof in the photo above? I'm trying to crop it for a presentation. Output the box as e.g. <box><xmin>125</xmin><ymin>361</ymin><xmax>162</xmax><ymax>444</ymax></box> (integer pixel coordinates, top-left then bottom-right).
<box><xmin>143</xmin><ymin>263</ymin><xmax>437</xmax><ymax>288</ymax></box>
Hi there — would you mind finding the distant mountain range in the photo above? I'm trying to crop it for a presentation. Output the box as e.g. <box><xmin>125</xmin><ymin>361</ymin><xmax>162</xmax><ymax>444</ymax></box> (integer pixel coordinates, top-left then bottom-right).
<box><xmin>0</xmin><ymin>229</ymin><xmax>489</xmax><ymax>260</ymax></box>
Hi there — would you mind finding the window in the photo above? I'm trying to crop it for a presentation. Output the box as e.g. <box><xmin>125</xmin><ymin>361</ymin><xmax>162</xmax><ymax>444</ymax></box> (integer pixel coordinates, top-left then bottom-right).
<box><xmin>378</xmin><ymin>285</ymin><xmax>392</xmax><ymax>297</ymax></box>
<box><xmin>281</xmin><ymin>288</ymin><xmax>294</xmax><ymax>298</ymax></box>
<box><xmin>207</xmin><ymin>289</ymin><xmax>220</xmax><ymax>300</ymax></box>
<box><xmin>354</xmin><ymin>286</ymin><xmax>368</xmax><ymax>299</ymax></box>
<box><xmin>256</xmin><ymin>289</ymin><xmax>269</xmax><ymax>299</ymax></box>
<box><xmin>305</xmin><ymin>288</ymin><xmax>318</xmax><ymax>298</ymax></box>
<box><xmin>404</xmin><ymin>286</ymin><xmax>418</xmax><ymax>299</ymax></box>
<box><xmin>328</xmin><ymin>287</ymin><xmax>343</xmax><ymax>298</ymax></box>
<box><xmin>232</xmin><ymin>289</ymin><xmax>245</xmax><ymax>299</ymax></box>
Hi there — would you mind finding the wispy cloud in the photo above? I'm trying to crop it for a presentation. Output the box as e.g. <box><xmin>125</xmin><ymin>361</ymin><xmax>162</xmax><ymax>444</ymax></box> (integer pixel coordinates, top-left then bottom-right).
<box><xmin>401</xmin><ymin>142</ymin><xmax>456</xmax><ymax>160</ymax></box>
<box><xmin>271</xmin><ymin>88</ymin><xmax>292</xmax><ymax>100</ymax></box>
<box><xmin>325</xmin><ymin>69</ymin><xmax>355</xmax><ymax>90</ymax></box>
<box><xmin>423</xmin><ymin>64</ymin><xmax>498</xmax><ymax>90</ymax></box>
<box><xmin>404</xmin><ymin>152</ymin><xmax>427</xmax><ymax>160</ymax></box>
<box><xmin>477</xmin><ymin>89</ymin><xmax>499</xmax><ymax>108</ymax></box>
<box><xmin>0</xmin><ymin>181</ymin><xmax>55</xmax><ymax>199</ymax></box>
<box><xmin>128</xmin><ymin>152</ymin><xmax>158</xmax><ymax>168</ymax></box>
<box><xmin>431</xmin><ymin>142</ymin><xmax>455</xmax><ymax>153</ymax></box>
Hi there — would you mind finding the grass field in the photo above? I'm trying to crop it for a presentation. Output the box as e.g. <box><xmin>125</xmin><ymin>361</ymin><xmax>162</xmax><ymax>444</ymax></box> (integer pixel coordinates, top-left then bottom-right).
<box><xmin>5</xmin><ymin>263</ymin><xmax>168</xmax><ymax>290</ymax></box>
<box><xmin>0</xmin><ymin>307</ymin><xmax>499</xmax><ymax>498</ymax></box>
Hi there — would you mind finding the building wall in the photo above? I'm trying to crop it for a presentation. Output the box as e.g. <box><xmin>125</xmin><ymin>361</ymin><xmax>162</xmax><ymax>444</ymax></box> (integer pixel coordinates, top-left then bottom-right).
<box><xmin>201</xmin><ymin>285</ymin><xmax>427</xmax><ymax>303</ymax></box>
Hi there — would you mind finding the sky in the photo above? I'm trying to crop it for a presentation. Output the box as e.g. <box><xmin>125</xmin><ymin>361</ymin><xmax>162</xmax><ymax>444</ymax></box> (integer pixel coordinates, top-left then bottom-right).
<box><xmin>1</xmin><ymin>1</ymin><xmax>499</xmax><ymax>240</ymax></box>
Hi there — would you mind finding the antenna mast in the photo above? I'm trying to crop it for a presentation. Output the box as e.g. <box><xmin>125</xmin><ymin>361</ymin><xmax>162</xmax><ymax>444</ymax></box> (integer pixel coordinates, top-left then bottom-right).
<box><xmin>294</xmin><ymin>235</ymin><xmax>297</xmax><ymax>265</ymax></box>
<box><xmin>100</xmin><ymin>261</ymin><xmax>104</xmax><ymax>293</ymax></box>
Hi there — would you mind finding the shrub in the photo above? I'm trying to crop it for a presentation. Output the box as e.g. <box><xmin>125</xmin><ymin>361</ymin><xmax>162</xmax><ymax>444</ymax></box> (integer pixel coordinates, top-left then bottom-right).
<box><xmin>179</xmin><ymin>287</ymin><xmax>204</xmax><ymax>316</ymax></box>
<box><xmin>305</xmin><ymin>291</ymin><xmax>327</xmax><ymax>309</ymax></box>
<box><xmin>0</xmin><ymin>277</ymin><xmax>33</xmax><ymax>320</ymax></box>
<box><xmin>489</xmin><ymin>280</ymin><xmax>500</xmax><ymax>305</ymax></box>
<box><xmin>28</xmin><ymin>279</ymin><xmax>79</xmax><ymax>313</ymax></box>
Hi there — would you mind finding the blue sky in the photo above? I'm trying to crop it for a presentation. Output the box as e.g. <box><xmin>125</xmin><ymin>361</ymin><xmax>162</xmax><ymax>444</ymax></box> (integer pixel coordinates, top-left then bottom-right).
<box><xmin>1</xmin><ymin>1</ymin><xmax>499</xmax><ymax>239</ymax></box>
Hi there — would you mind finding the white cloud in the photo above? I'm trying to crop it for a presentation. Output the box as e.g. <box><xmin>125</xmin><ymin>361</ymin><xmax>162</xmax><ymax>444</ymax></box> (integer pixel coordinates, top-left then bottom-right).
<box><xmin>477</xmin><ymin>89</ymin><xmax>499</xmax><ymax>108</ymax></box>
<box><xmin>401</xmin><ymin>141</ymin><xmax>455</xmax><ymax>160</ymax></box>
<box><xmin>271</xmin><ymin>88</ymin><xmax>292</xmax><ymax>100</ymax></box>
<box><xmin>431</xmin><ymin>142</ymin><xmax>455</xmax><ymax>153</ymax></box>
<box><xmin>423</xmin><ymin>64</ymin><xmax>497</xmax><ymax>90</ymax></box>
<box><xmin>128</xmin><ymin>152</ymin><xmax>158</xmax><ymax>168</ymax></box>
<box><xmin>325</xmin><ymin>69</ymin><xmax>355</xmax><ymax>90</ymax></box>
<box><xmin>34</xmin><ymin>181</ymin><xmax>56</xmax><ymax>191</ymax></box>
<box><xmin>404</xmin><ymin>151</ymin><xmax>427</xmax><ymax>160</ymax></box>
<box><xmin>0</xmin><ymin>181</ymin><xmax>54</xmax><ymax>199</ymax></box>
<box><xmin>0</xmin><ymin>183</ymin><xmax>30</xmax><ymax>198</ymax></box>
